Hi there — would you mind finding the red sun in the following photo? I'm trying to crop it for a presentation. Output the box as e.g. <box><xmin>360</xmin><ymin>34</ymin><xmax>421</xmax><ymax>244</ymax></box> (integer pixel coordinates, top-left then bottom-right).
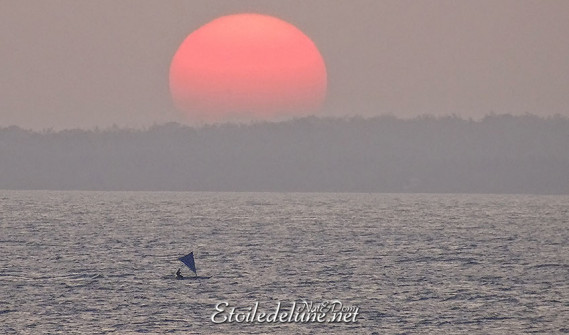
<box><xmin>169</xmin><ymin>13</ymin><xmax>327</xmax><ymax>122</ymax></box>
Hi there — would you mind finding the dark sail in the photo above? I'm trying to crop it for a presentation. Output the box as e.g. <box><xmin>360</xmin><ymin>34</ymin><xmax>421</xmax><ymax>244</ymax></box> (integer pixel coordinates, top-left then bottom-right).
<box><xmin>178</xmin><ymin>252</ymin><xmax>197</xmax><ymax>275</ymax></box>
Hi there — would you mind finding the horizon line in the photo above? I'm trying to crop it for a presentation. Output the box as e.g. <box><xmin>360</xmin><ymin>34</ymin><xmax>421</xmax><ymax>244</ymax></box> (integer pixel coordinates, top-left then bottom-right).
<box><xmin>2</xmin><ymin>112</ymin><xmax>567</xmax><ymax>133</ymax></box>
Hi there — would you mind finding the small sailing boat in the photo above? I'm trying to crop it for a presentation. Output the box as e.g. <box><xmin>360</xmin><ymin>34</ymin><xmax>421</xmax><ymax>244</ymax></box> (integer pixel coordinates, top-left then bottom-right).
<box><xmin>177</xmin><ymin>251</ymin><xmax>210</xmax><ymax>280</ymax></box>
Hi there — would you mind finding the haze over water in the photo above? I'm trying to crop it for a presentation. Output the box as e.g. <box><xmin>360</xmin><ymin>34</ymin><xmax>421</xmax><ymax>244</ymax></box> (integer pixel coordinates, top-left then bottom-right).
<box><xmin>1</xmin><ymin>191</ymin><xmax>568</xmax><ymax>334</ymax></box>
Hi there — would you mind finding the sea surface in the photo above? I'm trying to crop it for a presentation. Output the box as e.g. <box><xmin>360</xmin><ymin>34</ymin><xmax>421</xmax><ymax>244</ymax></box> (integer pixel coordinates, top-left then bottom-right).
<box><xmin>1</xmin><ymin>191</ymin><xmax>568</xmax><ymax>334</ymax></box>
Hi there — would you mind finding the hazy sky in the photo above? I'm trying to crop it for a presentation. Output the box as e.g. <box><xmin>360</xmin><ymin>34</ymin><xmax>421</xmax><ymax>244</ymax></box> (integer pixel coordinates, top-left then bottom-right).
<box><xmin>2</xmin><ymin>0</ymin><xmax>569</xmax><ymax>130</ymax></box>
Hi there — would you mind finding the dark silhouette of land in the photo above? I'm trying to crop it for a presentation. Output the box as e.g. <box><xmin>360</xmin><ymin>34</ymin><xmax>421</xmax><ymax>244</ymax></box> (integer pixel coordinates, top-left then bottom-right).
<box><xmin>1</xmin><ymin>114</ymin><xmax>568</xmax><ymax>194</ymax></box>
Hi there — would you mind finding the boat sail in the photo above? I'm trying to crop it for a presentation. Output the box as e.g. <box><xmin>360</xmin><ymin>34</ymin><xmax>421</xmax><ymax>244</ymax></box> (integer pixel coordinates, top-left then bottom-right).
<box><xmin>178</xmin><ymin>252</ymin><xmax>197</xmax><ymax>276</ymax></box>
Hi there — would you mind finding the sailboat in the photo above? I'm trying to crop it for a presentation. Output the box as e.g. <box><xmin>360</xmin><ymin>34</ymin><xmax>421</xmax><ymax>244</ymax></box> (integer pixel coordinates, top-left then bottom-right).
<box><xmin>177</xmin><ymin>252</ymin><xmax>210</xmax><ymax>280</ymax></box>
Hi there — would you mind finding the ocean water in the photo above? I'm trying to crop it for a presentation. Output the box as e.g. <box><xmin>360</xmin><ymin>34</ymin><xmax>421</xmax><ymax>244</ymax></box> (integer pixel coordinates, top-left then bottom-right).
<box><xmin>1</xmin><ymin>191</ymin><xmax>568</xmax><ymax>334</ymax></box>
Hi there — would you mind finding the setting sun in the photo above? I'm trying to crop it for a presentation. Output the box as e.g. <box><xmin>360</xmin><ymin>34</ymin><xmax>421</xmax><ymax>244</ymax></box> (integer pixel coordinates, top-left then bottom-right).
<box><xmin>169</xmin><ymin>13</ymin><xmax>327</xmax><ymax>122</ymax></box>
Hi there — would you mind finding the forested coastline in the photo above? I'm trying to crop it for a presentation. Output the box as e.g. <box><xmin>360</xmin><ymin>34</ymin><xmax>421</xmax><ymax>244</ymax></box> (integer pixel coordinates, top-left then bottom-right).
<box><xmin>1</xmin><ymin>114</ymin><xmax>568</xmax><ymax>194</ymax></box>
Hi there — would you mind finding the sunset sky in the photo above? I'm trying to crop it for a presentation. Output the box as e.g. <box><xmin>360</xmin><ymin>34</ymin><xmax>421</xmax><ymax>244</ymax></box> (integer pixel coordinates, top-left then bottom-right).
<box><xmin>2</xmin><ymin>0</ymin><xmax>569</xmax><ymax>129</ymax></box>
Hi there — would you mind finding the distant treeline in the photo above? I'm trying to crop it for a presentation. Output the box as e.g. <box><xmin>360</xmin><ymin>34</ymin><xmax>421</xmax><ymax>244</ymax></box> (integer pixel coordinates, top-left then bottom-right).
<box><xmin>1</xmin><ymin>114</ymin><xmax>568</xmax><ymax>193</ymax></box>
